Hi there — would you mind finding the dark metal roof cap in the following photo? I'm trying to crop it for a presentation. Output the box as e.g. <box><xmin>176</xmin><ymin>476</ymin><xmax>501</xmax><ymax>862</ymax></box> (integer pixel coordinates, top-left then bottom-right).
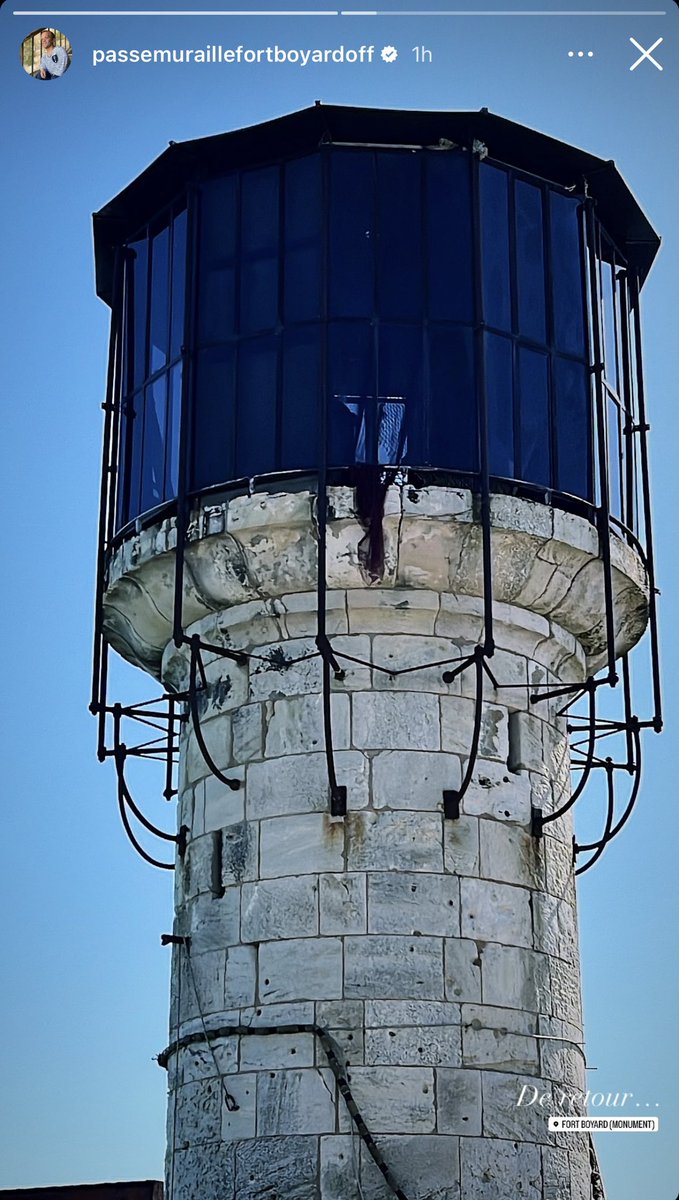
<box><xmin>93</xmin><ymin>103</ymin><xmax>660</xmax><ymax>304</ymax></box>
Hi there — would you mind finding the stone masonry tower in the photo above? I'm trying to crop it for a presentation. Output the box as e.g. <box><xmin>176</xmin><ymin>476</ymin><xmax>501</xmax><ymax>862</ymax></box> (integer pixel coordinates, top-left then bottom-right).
<box><xmin>92</xmin><ymin>107</ymin><xmax>661</xmax><ymax>1200</ymax></box>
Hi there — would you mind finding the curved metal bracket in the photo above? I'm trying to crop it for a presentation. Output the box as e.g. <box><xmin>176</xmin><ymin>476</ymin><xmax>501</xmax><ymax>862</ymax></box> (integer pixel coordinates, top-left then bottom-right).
<box><xmin>187</xmin><ymin>636</ymin><xmax>241</xmax><ymax>792</ymax></box>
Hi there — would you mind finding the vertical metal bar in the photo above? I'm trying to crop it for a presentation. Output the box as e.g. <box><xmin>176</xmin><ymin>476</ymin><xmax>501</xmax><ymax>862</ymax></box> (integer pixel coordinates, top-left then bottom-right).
<box><xmin>630</xmin><ymin>272</ymin><xmax>663</xmax><ymax>732</ymax></box>
<box><xmin>92</xmin><ymin>248</ymin><xmax>125</xmax><ymax>765</ymax></box>
<box><xmin>621</xmin><ymin>653</ymin><xmax>634</xmax><ymax>770</ymax></box>
<box><xmin>507</xmin><ymin>171</ymin><xmax>521</xmax><ymax>482</ymax></box>
<box><xmin>91</xmin><ymin>246</ymin><xmax>122</xmax><ymax>714</ymax></box>
<box><xmin>317</xmin><ymin>144</ymin><xmax>346</xmax><ymax>817</ymax></box>
<box><xmin>585</xmin><ymin>202</ymin><xmax>617</xmax><ymax>684</ymax></box>
<box><xmin>618</xmin><ymin>270</ymin><xmax>635</xmax><ymax>540</ymax></box>
<box><xmin>471</xmin><ymin>152</ymin><xmax>494</xmax><ymax>656</ymax></box>
<box><xmin>164</xmin><ymin>695</ymin><xmax>176</xmax><ymax>801</ymax></box>
<box><xmin>173</xmin><ymin>187</ymin><xmax>198</xmax><ymax>648</ymax></box>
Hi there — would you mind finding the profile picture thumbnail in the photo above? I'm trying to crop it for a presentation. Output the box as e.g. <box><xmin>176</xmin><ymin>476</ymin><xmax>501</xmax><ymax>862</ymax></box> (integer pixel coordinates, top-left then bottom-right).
<box><xmin>21</xmin><ymin>28</ymin><xmax>72</xmax><ymax>80</ymax></box>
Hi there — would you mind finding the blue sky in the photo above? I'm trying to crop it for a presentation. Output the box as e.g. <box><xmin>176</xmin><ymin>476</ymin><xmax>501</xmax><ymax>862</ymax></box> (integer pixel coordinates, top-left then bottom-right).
<box><xmin>0</xmin><ymin>2</ymin><xmax>677</xmax><ymax>1196</ymax></box>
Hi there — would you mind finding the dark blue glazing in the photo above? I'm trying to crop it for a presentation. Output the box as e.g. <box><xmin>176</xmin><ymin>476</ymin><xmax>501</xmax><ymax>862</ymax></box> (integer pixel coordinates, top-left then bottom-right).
<box><xmin>115</xmin><ymin>147</ymin><xmax>602</xmax><ymax>532</ymax></box>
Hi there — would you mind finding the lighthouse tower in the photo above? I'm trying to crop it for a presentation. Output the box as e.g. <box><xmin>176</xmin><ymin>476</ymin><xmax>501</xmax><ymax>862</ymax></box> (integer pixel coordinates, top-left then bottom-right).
<box><xmin>92</xmin><ymin>107</ymin><xmax>661</xmax><ymax>1200</ymax></box>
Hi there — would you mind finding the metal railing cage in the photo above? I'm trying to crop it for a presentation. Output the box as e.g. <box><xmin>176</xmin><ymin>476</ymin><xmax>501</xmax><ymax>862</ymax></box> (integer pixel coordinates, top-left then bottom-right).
<box><xmin>91</xmin><ymin>144</ymin><xmax>662</xmax><ymax>875</ymax></box>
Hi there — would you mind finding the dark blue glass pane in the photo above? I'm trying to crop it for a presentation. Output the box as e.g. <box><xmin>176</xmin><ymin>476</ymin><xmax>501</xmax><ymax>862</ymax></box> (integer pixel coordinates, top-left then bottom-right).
<box><xmin>555</xmin><ymin>356</ymin><xmax>591</xmax><ymax>498</ymax></box>
<box><xmin>281</xmin><ymin>327</ymin><xmax>321</xmax><ymax>470</ymax></box>
<box><xmin>197</xmin><ymin>176</ymin><xmax>237</xmax><ymax>344</ymax></box>
<box><xmin>167</xmin><ymin>363</ymin><xmax>182</xmax><ymax>498</ymax></box>
<box><xmin>330</xmin><ymin>152</ymin><xmax>374</xmax><ymax>318</ymax></box>
<box><xmin>126</xmin><ymin>391</ymin><xmax>144</xmax><ymax>521</ymax></box>
<box><xmin>170</xmin><ymin>209</ymin><xmax>187</xmax><ymax>361</ymax></box>
<box><xmin>608</xmin><ymin>395</ymin><xmax>622</xmax><ymax>519</ymax></box>
<box><xmin>378</xmin><ymin>324</ymin><xmax>423</xmax><ymax>464</ymax></box>
<box><xmin>515</xmin><ymin>181</ymin><xmax>546</xmax><ymax>344</ymax></box>
<box><xmin>285</xmin><ymin>156</ymin><xmax>321</xmax><ymax>323</ymax></box>
<box><xmin>428</xmin><ymin>325</ymin><xmax>477</xmax><ymax>471</ymax></box>
<box><xmin>141</xmin><ymin>377</ymin><xmax>167</xmax><ymax>511</ymax></box>
<box><xmin>517</xmin><ymin>347</ymin><xmax>550</xmax><ymax>486</ymax></box>
<box><xmin>149</xmin><ymin>225</ymin><xmax>170</xmax><ymax>375</ymax></box>
<box><xmin>480</xmin><ymin>165</ymin><xmax>511</xmax><ymax>333</ymax></box>
<box><xmin>191</xmin><ymin>345</ymin><xmax>235</xmax><ymax>491</ymax></box>
<box><xmin>237</xmin><ymin>337</ymin><xmax>278</xmax><ymax>477</ymax></box>
<box><xmin>486</xmin><ymin>333</ymin><xmax>514</xmax><ymax>477</ymax></box>
<box><xmin>129</xmin><ymin>239</ymin><xmax>148</xmax><ymax>390</ymax></box>
<box><xmin>240</xmin><ymin>167</ymin><xmax>279</xmax><ymax>335</ymax></box>
<box><xmin>601</xmin><ymin>259</ymin><xmax>619</xmax><ymax>393</ymax></box>
<box><xmin>377</xmin><ymin>154</ymin><xmax>423</xmax><ymax>321</ymax></box>
<box><xmin>550</xmin><ymin>193</ymin><xmax>586</xmax><ymax>357</ymax></box>
<box><xmin>426</xmin><ymin>152</ymin><xmax>473</xmax><ymax>322</ymax></box>
<box><xmin>328</xmin><ymin>322</ymin><xmax>374</xmax><ymax>465</ymax></box>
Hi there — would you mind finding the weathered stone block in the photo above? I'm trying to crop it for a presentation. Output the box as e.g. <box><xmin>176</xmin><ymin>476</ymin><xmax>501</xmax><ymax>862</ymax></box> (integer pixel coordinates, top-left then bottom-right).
<box><xmin>202</xmin><ymin>772</ymin><xmax>246</xmax><ymax>833</ymax></box>
<box><xmin>345</xmin><ymin>936</ymin><xmax>444</xmax><ymax>1000</ymax></box>
<box><xmin>317</xmin><ymin>999</ymin><xmax>365</xmax><ymax>1029</ymax></box>
<box><xmin>281</xmin><ymin>589</ymin><xmax>348</xmax><ymax>639</ymax></box>
<box><xmin>481</xmin><ymin>944</ymin><xmax>550</xmax><ymax>1012</ymax></box>
<box><xmin>444</xmin><ymin>939</ymin><xmax>482</xmax><ymax>1003</ymax></box>
<box><xmin>347</xmin><ymin>589</ymin><xmax>439</xmax><ymax>635</ymax></box>
<box><xmin>443</xmin><ymin>816</ymin><xmax>480</xmax><ymax>877</ymax></box>
<box><xmin>340</xmin><ymin>1067</ymin><xmax>436</xmax><ymax>1133</ymax></box>
<box><xmin>257</xmin><ymin>1067</ymin><xmax>336</xmax><ymax>1135</ymax></box>
<box><xmin>368</xmin><ymin>872</ymin><xmax>459</xmax><ymax>937</ymax></box>
<box><xmin>346</xmin><ymin>811</ymin><xmax>444</xmax><ymax>873</ymax></box>
<box><xmin>174</xmin><ymin>1079</ymin><xmax>222</xmax><ymax>1146</ymax></box>
<box><xmin>189</xmin><ymin>888</ymin><xmax>241</xmax><ymax>952</ymax></box>
<box><xmin>439</xmin><ymin>696</ymin><xmax>476</xmax><ymax>756</ymax></box>
<box><xmin>231</xmin><ymin>703</ymin><xmax>263</xmax><ymax>763</ymax></box>
<box><xmin>508</xmin><ymin>710</ymin><xmax>544</xmax><ymax>773</ymax></box>
<box><xmin>221</xmin><ymin>820</ymin><xmax>259</xmax><ymax>887</ymax></box>
<box><xmin>549</xmin><ymin>957</ymin><xmax>583</xmax><ymax>1025</ymax></box>
<box><xmin>170</xmin><ymin>1142</ymin><xmax>235</xmax><ymax>1200</ymax></box>
<box><xmin>321</xmin><ymin>1136</ymin><xmax>362</xmax><ymax>1200</ymax></box>
<box><xmin>365</xmin><ymin>1001</ymin><xmax>461</xmax><ymax>1029</ymax></box>
<box><xmin>248</xmin><ymin>750</ymin><xmax>369</xmax><ymax>819</ymax></box>
<box><xmin>462</xmin><ymin>1003</ymin><xmax>536</xmax><ymax>1036</ymax></box>
<box><xmin>436</xmin><ymin>1068</ymin><xmax>482</xmax><ymax>1135</ymax></box>
<box><xmin>460</xmin><ymin>1135</ymin><xmax>542</xmax><ymax>1200</ymax></box>
<box><xmin>460</xmin><ymin>878</ymin><xmax>533</xmax><ymax>949</ymax></box>
<box><xmin>184</xmin><ymin>717</ymin><xmax>232</xmax><ymax>786</ymax></box>
<box><xmin>359</xmin><ymin>1134</ymin><xmax>461</xmax><ymax>1200</ymax></box>
<box><xmin>372</xmin><ymin>750</ymin><xmax>461</xmax><ymax>811</ymax></box>
<box><xmin>482</xmin><ymin>1070</ymin><xmax>552</xmax><ymax>1143</ymax></box>
<box><xmin>462</xmin><ymin>760</ymin><xmax>532</xmax><ymax>824</ymax></box>
<box><xmin>533</xmin><ymin>892</ymin><xmax>578</xmax><ymax>963</ymax></box>
<box><xmin>352</xmin><ymin>691</ymin><xmax>441</xmax><ymax>751</ymax></box>
<box><xmin>234</xmin><ymin>1135</ymin><xmax>318</xmax><ymax>1200</ymax></box>
<box><xmin>479</xmin><ymin>819</ymin><xmax>544</xmax><ymax>889</ymax></box>
<box><xmin>249</xmin><ymin>637</ymin><xmax>321</xmax><ymax>702</ymax></box>
<box><xmin>259</xmin><ymin>937</ymin><xmax>343</xmax><ymax>1003</ymax></box>
<box><xmin>365</xmin><ymin>1024</ymin><xmax>461</xmax><ymax>1067</ymax></box>
<box><xmin>371</xmin><ymin>635</ymin><xmax>465</xmax><ymax>694</ymax></box>
<box><xmin>241</xmin><ymin>876</ymin><xmax>319</xmax><ymax>942</ymax></box>
<box><xmin>182</xmin><ymin>950</ymin><xmax>225</xmax><ymax>1017</ymax></box>
<box><xmin>462</xmin><ymin>1026</ymin><xmax>539</xmax><ymax>1074</ymax></box>
<box><xmin>265</xmin><ymin>693</ymin><xmax>350</xmax><ymax>756</ymax></box>
<box><xmin>177</xmin><ymin>1036</ymin><xmax>238</xmax><ymax>1085</ymax></box>
<box><xmin>220</xmin><ymin>1072</ymin><xmax>257</xmax><ymax>1140</ymax></box>
<box><xmin>224</xmin><ymin>944</ymin><xmax>256</xmax><ymax>1008</ymax></box>
<box><xmin>241</xmin><ymin>1001</ymin><xmax>315</xmax><ymax>1028</ymax></box>
<box><xmin>260</xmin><ymin>813</ymin><xmax>344</xmax><ymax>877</ymax></box>
<box><xmin>320</xmin><ymin>873</ymin><xmax>367</xmax><ymax>935</ymax></box>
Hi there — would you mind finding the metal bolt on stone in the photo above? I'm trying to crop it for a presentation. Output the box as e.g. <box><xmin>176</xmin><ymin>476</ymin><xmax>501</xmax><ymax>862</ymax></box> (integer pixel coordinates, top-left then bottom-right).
<box><xmin>92</xmin><ymin>106</ymin><xmax>661</xmax><ymax>1200</ymax></box>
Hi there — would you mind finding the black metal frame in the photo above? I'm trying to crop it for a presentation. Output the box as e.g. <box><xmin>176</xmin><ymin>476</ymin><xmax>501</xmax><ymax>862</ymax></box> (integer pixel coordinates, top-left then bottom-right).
<box><xmin>91</xmin><ymin>144</ymin><xmax>662</xmax><ymax>876</ymax></box>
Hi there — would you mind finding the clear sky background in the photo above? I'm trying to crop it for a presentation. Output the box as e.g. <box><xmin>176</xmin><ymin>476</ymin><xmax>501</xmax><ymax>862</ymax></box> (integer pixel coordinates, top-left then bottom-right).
<box><xmin>0</xmin><ymin>1</ymin><xmax>677</xmax><ymax>1196</ymax></box>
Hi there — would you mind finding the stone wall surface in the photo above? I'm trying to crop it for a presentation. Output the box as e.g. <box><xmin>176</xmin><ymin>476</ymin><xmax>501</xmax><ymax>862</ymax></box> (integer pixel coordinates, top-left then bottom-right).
<box><xmin>103</xmin><ymin>488</ymin><xmax>648</xmax><ymax>1200</ymax></box>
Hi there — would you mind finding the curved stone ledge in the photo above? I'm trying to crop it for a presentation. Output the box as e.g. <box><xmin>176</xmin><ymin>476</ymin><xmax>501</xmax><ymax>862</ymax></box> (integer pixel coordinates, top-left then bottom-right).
<box><xmin>103</xmin><ymin>486</ymin><xmax>648</xmax><ymax>681</ymax></box>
